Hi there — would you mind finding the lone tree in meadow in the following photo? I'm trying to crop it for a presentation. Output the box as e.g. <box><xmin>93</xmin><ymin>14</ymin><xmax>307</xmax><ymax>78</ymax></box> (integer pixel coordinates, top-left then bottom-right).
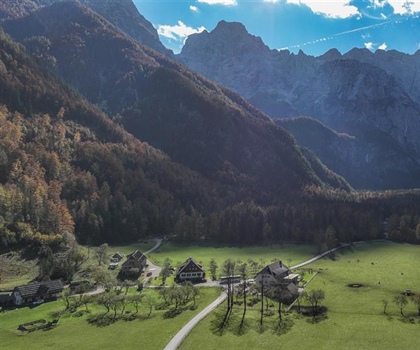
<box><xmin>394</xmin><ymin>295</ymin><xmax>408</xmax><ymax>316</ymax></box>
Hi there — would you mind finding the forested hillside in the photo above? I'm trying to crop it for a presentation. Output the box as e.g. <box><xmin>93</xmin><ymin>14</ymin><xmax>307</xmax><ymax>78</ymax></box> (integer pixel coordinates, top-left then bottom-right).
<box><xmin>0</xmin><ymin>28</ymin><xmax>231</xmax><ymax>248</ymax></box>
<box><xmin>1</xmin><ymin>2</ymin><xmax>420</xmax><ymax>253</ymax></box>
<box><xmin>2</xmin><ymin>1</ymin><xmax>344</xmax><ymax>199</ymax></box>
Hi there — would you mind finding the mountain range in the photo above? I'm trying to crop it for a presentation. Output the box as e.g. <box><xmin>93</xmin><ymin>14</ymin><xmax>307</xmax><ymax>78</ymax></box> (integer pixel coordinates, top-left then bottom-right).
<box><xmin>0</xmin><ymin>0</ymin><xmax>358</xmax><ymax>247</ymax></box>
<box><xmin>1</xmin><ymin>0</ymin><xmax>420</xmax><ymax>247</ymax></box>
<box><xmin>178</xmin><ymin>21</ymin><xmax>420</xmax><ymax>190</ymax></box>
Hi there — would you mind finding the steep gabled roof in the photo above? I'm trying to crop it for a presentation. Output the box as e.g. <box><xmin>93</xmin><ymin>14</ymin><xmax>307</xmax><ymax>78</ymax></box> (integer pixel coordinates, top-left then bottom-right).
<box><xmin>177</xmin><ymin>257</ymin><xmax>204</xmax><ymax>275</ymax></box>
<box><xmin>126</xmin><ymin>250</ymin><xmax>146</xmax><ymax>262</ymax></box>
<box><xmin>14</xmin><ymin>280</ymin><xmax>64</xmax><ymax>298</ymax></box>
<box><xmin>256</xmin><ymin>261</ymin><xmax>290</xmax><ymax>280</ymax></box>
<box><xmin>112</xmin><ymin>252</ymin><xmax>124</xmax><ymax>259</ymax></box>
<box><xmin>264</xmin><ymin>261</ymin><xmax>289</xmax><ymax>276</ymax></box>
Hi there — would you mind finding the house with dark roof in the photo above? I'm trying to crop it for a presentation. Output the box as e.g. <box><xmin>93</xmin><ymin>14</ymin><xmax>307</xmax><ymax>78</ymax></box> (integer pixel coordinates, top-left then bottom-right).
<box><xmin>12</xmin><ymin>280</ymin><xmax>64</xmax><ymax>306</ymax></box>
<box><xmin>176</xmin><ymin>257</ymin><xmax>205</xmax><ymax>283</ymax></box>
<box><xmin>120</xmin><ymin>250</ymin><xmax>147</xmax><ymax>276</ymax></box>
<box><xmin>111</xmin><ymin>252</ymin><xmax>124</xmax><ymax>262</ymax></box>
<box><xmin>255</xmin><ymin>261</ymin><xmax>300</xmax><ymax>303</ymax></box>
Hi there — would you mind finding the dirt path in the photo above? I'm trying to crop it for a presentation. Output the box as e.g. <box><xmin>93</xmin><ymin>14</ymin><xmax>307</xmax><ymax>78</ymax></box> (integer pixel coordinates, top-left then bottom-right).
<box><xmin>290</xmin><ymin>243</ymin><xmax>351</xmax><ymax>270</ymax></box>
<box><xmin>164</xmin><ymin>291</ymin><xmax>227</xmax><ymax>350</ymax></box>
<box><xmin>143</xmin><ymin>238</ymin><xmax>163</xmax><ymax>283</ymax></box>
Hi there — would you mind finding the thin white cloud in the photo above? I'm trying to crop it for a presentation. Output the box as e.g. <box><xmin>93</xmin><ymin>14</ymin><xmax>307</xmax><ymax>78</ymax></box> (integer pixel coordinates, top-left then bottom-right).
<box><xmin>378</xmin><ymin>42</ymin><xmax>387</xmax><ymax>50</ymax></box>
<box><xmin>364</xmin><ymin>41</ymin><xmax>375</xmax><ymax>50</ymax></box>
<box><xmin>190</xmin><ymin>5</ymin><xmax>199</xmax><ymax>12</ymax></box>
<box><xmin>197</xmin><ymin>0</ymin><xmax>237</xmax><ymax>5</ymax></box>
<box><xmin>263</xmin><ymin>0</ymin><xmax>280</xmax><ymax>3</ymax></box>
<box><xmin>279</xmin><ymin>20</ymin><xmax>392</xmax><ymax>50</ymax></box>
<box><xmin>286</xmin><ymin>0</ymin><xmax>359</xmax><ymax>18</ymax></box>
<box><xmin>157</xmin><ymin>21</ymin><xmax>206</xmax><ymax>42</ymax></box>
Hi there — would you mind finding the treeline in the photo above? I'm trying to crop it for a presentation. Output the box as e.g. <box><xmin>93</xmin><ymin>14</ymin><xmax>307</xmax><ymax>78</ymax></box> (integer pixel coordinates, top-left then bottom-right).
<box><xmin>173</xmin><ymin>189</ymin><xmax>420</xmax><ymax>246</ymax></box>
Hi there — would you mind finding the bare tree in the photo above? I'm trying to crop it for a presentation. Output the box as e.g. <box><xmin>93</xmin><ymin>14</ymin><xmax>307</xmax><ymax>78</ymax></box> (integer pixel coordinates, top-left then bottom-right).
<box><xmin>260</xmin><ymin>278</ymin><xmax>265</xmax><ymax>326</ymax></box>
<box><xmin>269</xmin><ymin>280</ymin><xmax>289</xmax><ymax>323</ymax></box>
<box><xmin>221</xmin><ymin>259</ymin><xmax>236</xmax><ymax>327</ymax></box>
<box><xmin>394</xmin><ymin>295</ymin><xmax>408</xmax><ymax>316</ymax></box>
<box><xmin>95</xmin><ymin>243</ymin><xmax>108</xmax><ymax>266</ymax></box>
<box><xmin>237</xmin><ymin>262</ymin><xmax>248</xmax><ymax>328</ymax></box>
<box><xmin>382</xmin><ymin>299</ymin><xmax>389</xmax><ymax>314</ymax></box>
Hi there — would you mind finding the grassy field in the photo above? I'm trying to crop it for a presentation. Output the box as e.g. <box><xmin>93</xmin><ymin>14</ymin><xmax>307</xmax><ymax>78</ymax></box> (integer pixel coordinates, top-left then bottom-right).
<box><xmin>0</xmin><ymin>252</ymin><xmax>38</xmax><ymax>290</ymax></box>
<box><xmin>149</xmin><ymin>241</ymin><xmax>317</xmax><ymax>276</ymax></box>
<box><xmin>0</xmin><ymin>287</ymin><xmax>221</xmax><ymax>350</ymax></box>
<box><xmin>180</xmin><ymin>241</ymin><xmax>420</xmax><ymax>350</ymax></box>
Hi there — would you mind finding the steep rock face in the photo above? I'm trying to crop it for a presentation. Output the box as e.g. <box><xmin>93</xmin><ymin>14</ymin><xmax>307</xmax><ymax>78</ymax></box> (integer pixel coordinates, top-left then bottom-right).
<box><xmin>178</xmin><ymin>21</ymin><xmax>420</xmax><ymax>189</ymax></box>
<box><xmin>0</xmin><ymin>0</ymin><xmax>172</xmax><ymax>56</ymax></box>
<box><xmin>2</xmin><ymin>1</ymin><xmax>348</xmax><ymax>199</ymax></box>
<box><xmin>342</xmin><ymin>48</ymin><xmax>420</xmax><ymax>106</ymax></box>
<box><xmin>295</xmin><ymin>59</ymin><xmax>420</xmax><ymax>156</ymax></box>
<box><xmin>278</xmin><ymin>118</ymin><xmax>420</xmax><ymax>190</ymax></box>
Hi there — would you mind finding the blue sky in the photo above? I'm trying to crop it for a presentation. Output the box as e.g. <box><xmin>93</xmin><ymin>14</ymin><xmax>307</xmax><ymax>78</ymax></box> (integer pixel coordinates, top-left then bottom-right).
<box><xmin>134</xmin><ymin>0</ymin><xmax>420</xmax><ymax>56</ymax></box>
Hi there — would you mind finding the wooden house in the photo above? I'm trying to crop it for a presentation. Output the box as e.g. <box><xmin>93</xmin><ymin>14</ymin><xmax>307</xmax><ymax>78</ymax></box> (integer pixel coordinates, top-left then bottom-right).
<box><xmin>120</xmin><ymin>250</ymin><xmax>147</xmax><ymax>276</ymax></box>
<box><xmin>176</xmin><ymin>257</ymin><xmax>205</xmax><ymax>283</ymax></box>
<box><xmin>254</xmin><ymin>261</ymin><xmax>300</xmax><ymax>302</ymax></box>
<box><xmin>111</xmin><ymin>252</ymin><xmax>124</xmax><ymax>262</ymax></box>
<box><xmin>12</xmin><ymin>280</ymin><xmax>64</xmax><ymax>306</ymax></box>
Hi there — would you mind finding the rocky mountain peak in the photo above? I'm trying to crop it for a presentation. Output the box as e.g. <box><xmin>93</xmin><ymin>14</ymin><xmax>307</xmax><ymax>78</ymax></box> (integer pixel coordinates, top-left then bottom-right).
<box><xmin>319</xmin><ymin>48</ymin><xmax>342</xmax><ymax>61</ymax></box>
<box><xmin>213</xmin><ymin>20</ymin><xmax>248</xmax><ymax>35</ymax></box>
<box><xmin>181</xmin><ymin>20</ymin><xmax>270</xmax><ymax>60</ymax></box>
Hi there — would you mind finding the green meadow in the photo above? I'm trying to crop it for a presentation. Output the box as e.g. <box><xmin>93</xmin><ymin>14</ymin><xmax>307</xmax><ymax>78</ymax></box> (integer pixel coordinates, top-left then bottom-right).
<box><xmin>0</xmin><ymin>287</ymin><xmax>220</xmax><ymax>350</ymax></box>
<box><xmin>2</xmin><ymin>241</ymin><xmax>420</xmax><ymax>350</ymax></box>
<box><xmin>148</xmin><ymin>241</ymin><xmax>317</xmax><ymax>274</ymax></box>
<box><xmin>180</xmin><ymin>241</ymin><xmax>420</xmax><ymax>350</ymax></box>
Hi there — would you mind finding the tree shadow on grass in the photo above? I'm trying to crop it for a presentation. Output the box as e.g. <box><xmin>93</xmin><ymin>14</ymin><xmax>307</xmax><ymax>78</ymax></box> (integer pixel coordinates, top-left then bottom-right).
<box><xmin>231</xmin><ymin>318</ymin><xmax>251</xmax><ymax>336</ymax></box>
<box><xmin>398</xmin><ymin>316</ymin><xmax>416</xmax><ymax>324</ymax></box>
<box><xmin>302</xmin><ymin>306</ymin><xmax>329</xmax><ymax>324</ymax></box>
<box><xmin>210</xmin><ymin>310</ymin><xmax>229</xmax><ymax>336</ymax></box>
<box><xmin>87</xmin><ymin>313</ymin><xmax>118</xmax><ymax>327</ymax></box>
<box><xmin>257</xmin><ymin>322</ymin><xmax>268</xmax><ymax>334</ymax></box>
<box><xmin>163</xmin><ymin>306</ymin><xmax>192</xmax><ymax>319</ymax></box>
<box><xmin>272</xmin><ymin>317</ymin><xmax>294</xmax><ymax>336</ymax></box>
<box><xmin>307</xmin><ymin>313</ymin><xmax>328</xmax><ymax>324</ymax></box>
